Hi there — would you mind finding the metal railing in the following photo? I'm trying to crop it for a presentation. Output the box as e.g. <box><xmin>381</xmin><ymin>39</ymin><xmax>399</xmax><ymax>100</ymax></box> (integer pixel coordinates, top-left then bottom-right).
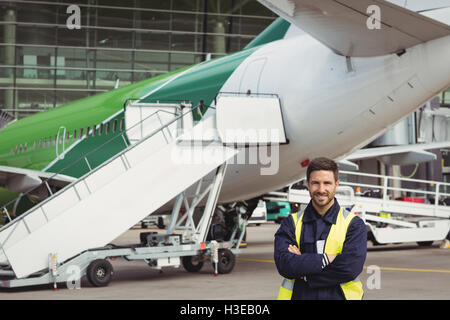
<box><xmin>339</xmin><ymin>170</ymin><xmax>450</xmax><ymax>206</ymax></box>
<box><xmin>0</xmin><ymin>101</ymin><xmax>199</xmax><ymax>232</ymax></box>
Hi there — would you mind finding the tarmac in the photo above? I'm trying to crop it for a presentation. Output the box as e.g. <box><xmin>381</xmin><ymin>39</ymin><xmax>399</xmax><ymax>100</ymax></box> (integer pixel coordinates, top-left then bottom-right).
<box><xmin>0</xmin><ymin>222</ymin><xmax>449</xmax><ymax>300</ymax></box>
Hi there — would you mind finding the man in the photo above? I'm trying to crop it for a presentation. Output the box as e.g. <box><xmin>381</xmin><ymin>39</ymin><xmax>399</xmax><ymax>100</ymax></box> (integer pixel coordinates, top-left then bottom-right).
<box><xmin>274</xmin><ymin>157</ymin><xmax>367</xmax><ymax>300</ymax></box>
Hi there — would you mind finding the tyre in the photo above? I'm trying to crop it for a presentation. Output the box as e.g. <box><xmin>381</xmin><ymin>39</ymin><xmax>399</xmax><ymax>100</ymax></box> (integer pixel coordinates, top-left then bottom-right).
<box><xmin>157</xmin><ymin>217</ymin><xmax>165</xmax><ymax>229</ymax></box>
<box><xmin>86</xmin><ymin>259</ymin><xmax>113</xmax><ymax>287</ymax></box>
<box><xmin>216</xmin><ymin>249</ymin><xmax>235</xmax><ymax>274</ymax></box>
<box><xmin>182</xmin><ymin>255</ymin><xmax>204</xmax><ymax>272</ymax></box>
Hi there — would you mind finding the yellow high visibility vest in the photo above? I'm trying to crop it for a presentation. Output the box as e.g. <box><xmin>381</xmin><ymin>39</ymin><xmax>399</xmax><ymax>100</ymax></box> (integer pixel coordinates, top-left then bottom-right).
<box><xmin>277</xmin><ymin>208</ymin><xmax>364</xmax><ymax>300</ymax></box>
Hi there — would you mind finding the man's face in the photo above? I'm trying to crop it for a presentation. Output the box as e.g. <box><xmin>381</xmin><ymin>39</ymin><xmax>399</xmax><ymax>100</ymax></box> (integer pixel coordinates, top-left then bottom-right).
<box><xmin>306</xmin><ymin>170</ymin><xmax>339</xmax><ymax>212</ymax></box>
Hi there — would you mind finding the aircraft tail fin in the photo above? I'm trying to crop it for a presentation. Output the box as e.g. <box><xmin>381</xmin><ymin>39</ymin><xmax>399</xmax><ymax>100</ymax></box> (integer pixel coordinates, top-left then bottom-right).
<box><xmin>244</xmin><ymin>17</ymin><xmax>291</xmax><ymax>49</ymax></box>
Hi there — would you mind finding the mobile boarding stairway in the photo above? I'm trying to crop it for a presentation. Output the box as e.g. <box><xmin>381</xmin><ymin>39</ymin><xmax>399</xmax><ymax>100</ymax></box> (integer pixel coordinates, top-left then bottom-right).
<box><xmin>265</xmin><ymin>171</ymin><xmax>450</xmax><ymax>246</ymax></box>
<box><xmin>0</xmin><ymin>93</ymin><xmax>286</xmax><ymax>288</ymax></box>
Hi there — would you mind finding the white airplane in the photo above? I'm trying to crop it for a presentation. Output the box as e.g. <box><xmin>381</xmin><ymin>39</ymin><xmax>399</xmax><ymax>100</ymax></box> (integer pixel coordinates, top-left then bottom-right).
<box><xmin>1</xmin><ymin>0</ymin><xmax>450</xmax><ymax>282</ymax></box>
<box><xmin>212</xmin><ymin>0</ymin><xmax>450</xmax><ymax>203</ymax></box>
<box><xmin>1</xmin><ymin>0</ymin><xmax>450</xmax><ymax>208</ymax></box>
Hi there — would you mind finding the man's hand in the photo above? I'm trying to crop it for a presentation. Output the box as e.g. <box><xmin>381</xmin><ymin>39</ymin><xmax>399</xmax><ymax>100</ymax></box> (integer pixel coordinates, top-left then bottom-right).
<box><xmin>288</xmin><ymin>244</ymin><xmax>301</xmax><ymax>255</ymax></box>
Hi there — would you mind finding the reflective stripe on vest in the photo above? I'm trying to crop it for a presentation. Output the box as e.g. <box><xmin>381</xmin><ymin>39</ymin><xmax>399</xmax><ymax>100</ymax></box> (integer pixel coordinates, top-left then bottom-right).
<box><xmin>277</xmin><ymin>208</ymin><xmax>364</xmax><ymax>300</ymax></box>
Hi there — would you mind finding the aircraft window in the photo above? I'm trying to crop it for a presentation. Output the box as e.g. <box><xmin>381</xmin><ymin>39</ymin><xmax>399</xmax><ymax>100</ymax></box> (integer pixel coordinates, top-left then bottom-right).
<box><xmin>33</xmin><ymin>140</ymin><xmax>36</xmax><ymax>150</ymax></box>
<box><xmin>105</xmin><ymin>122</ymin><xmax>110</xmax><ymax>135</ymax></box>
<box><xmin>10</xmin><ymin>146</ymin><xmax>14</xmax><ymax>154</ymax></box>
<box><xmin>99</xmin><ymin>123</ymin><xmax>103</xmax><ymax>135</ymax></box>
<box><xmin>38</xmin><ymin>138</ymin><xmax>42</xmax><ymax>149</ymax></box>
<box><xmin>92</xmin><ymin>124</ymin><xmax>96</xmax><ymax>137</ymax></box>
<box><xmin>120</xmin><ymin>118</ymin><xmax>124</xmax><ymax>131</ymax></box>
<box><xmin>19</xmin><ymin>144</ymin><xmax>22</xmax><ymax>153</ymax></box>
<box><xmin>24</xmin><ymin>143</ymin><xmax>27</xmax><ymax>152</ymax></box>
<box><xmin>66</xmin><ymin>132</ymin><xmax>70</xmax><ymax>142</ymax></box>
<box><xmin>113</xmin><ymin>119</ymin><xmax>117</xmax><ymax>133</ymax></box>
<box><xmin>73</xmin><ymin>129</ymin><xmax>77</xmax><ymax>140</ymax></box>
<box><xmin>79</xmin><ymin>128</ymin><xmax>84</xmax><ymax>138</ymax></box>
<box><xmin>86</xmin><ymin>126</ymin><xmax>90</xmax><ymax>137</ymax></box>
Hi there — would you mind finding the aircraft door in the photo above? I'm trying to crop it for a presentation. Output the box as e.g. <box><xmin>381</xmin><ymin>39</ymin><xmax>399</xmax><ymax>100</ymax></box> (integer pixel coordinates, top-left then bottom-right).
<box><xmin>239</xmin><ymin>58</ymin><xmax>267</xmax><ymax>95</ymax></box>
<box><xmin>56</xmin><ymin>126</ymin><xmax>66</xmax><ymax>160</ymax></box>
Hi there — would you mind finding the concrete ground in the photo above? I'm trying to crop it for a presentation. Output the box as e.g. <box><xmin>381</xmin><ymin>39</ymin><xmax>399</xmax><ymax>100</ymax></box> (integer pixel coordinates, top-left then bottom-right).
<box><xmin>0</xmin><ymin>223</ymin><xmax>449</xmax><ymax>300</ymax></box>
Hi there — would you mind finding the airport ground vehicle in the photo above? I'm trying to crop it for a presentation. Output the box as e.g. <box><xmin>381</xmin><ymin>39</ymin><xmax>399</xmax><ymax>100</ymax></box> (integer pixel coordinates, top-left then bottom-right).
<box><xmin>248</xmin><ymin>200</ymin><xmax>291</xmax><ymax>225</ymax></box>
<box><xmin>266</xmin><ymin>201</ymin><xmax>291</xmax><ymax>224</ymax></box>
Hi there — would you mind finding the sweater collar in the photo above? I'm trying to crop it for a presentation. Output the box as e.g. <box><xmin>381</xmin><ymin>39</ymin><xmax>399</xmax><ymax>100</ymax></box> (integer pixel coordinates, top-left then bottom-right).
<box><xmin>302</xmin><ymin>198</ymin><xmax>340</xmax><ymax>224</ymax></box>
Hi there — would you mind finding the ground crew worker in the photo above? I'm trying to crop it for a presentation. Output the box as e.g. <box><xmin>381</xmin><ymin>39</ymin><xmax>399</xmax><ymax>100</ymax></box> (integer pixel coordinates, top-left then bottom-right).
<box><xmin>274</xmin><ymin>157</ymin><xmax>367</xmax><ymax>300</ymax></box>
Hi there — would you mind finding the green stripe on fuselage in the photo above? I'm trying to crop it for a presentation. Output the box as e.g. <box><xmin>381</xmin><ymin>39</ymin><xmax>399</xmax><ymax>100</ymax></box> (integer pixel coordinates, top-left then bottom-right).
<box><xmin>0</xmin><ymin>67</ymin><xmax>190</xmax><ymax>172</ymax></box>
<box><xmin>140</xmin><ymin>46</ymin><xmax>259</xmax><ymax>109</ymax></box>
<box><xmin>44</xmin><ymin>112</ymin><xmax>128</xmax><ymax>178</ymax></box>
<box><xmin>51</xmin><ymin>47</ymin><xmax>258</xmax><ymax>178</ymax></box>
<box><xmin>244</xmin><ymin>18</ymin><xmax>290</xmax><ymax>50</ymax></box>
<box><xmin>0</xmin><ymin>45</ymin><xmax>258</xmax><ymax>182</ymax></box>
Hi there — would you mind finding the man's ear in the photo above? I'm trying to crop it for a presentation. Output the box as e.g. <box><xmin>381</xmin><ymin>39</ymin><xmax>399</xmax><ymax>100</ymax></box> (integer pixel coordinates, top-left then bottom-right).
<box><xmin>335</xmin><ymin>179</ymin><xmax>340</xmax><ymax>188</ymax></box>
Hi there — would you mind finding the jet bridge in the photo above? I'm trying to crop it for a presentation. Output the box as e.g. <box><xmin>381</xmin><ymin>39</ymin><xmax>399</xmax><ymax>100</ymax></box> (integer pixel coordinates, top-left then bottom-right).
<box><xmin>0</xmin><ymin>93</ymin><xmax>286</xmax><ymax>288</ymax></box>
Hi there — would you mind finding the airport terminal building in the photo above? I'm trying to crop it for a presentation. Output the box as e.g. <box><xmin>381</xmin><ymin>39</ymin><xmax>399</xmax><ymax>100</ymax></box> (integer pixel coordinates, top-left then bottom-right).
<box><xmin>0</xmin><ymin>0</ymin><xmax>276</xmax><ymax>118</ymax></box>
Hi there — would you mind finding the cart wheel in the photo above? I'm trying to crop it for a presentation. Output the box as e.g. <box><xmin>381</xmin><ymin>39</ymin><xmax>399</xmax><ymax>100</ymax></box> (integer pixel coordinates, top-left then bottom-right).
<box><xmin>216</xmin><ymin>249</ymin><xmax>235</xmax><ymax>274</ymax></box>
<box><xmin>87</xmin><ymin>259</ymin><xmax>113</xmax><ymax>287</ymax></box>
<box><xmin>182</xmin><ymin>255</ymin><xmax>204</xmax><ymax>272</ymax></box>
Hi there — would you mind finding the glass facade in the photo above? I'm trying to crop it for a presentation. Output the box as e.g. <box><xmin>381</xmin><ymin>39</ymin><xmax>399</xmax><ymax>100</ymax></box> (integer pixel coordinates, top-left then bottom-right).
<box><xmin>0</xmin><ymin>0</ymin><xmax>276</xmax><ymax>118</ymax></box>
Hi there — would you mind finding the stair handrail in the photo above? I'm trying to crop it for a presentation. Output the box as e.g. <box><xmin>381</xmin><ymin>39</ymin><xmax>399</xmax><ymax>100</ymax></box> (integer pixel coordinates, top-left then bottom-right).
<box><xmin>0</xmin><ymin>102</ymin><xmax>200</xmax><ymax>230</ymax></box>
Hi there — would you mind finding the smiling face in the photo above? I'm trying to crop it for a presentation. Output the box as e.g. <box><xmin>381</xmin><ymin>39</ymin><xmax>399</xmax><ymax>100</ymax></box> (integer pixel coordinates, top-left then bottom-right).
<box><xmin>306</xmin><ymin>170</ymin><xmax>339</xmax><ymax>215</ymax></box>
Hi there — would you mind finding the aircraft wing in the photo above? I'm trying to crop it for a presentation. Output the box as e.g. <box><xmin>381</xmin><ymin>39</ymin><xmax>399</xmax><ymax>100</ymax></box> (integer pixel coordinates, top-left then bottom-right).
<box><xmin>342</xmin><ymin>141</ymin><xmax>450</xmax><ymax>166</ymax></box>
<box><xmin>257</xmin><ymin>0</ymin><xmax>450</xmax><ymax>57</ymax></box>
<box><xmin>0</xmin><ymin>165</ymin><xmax>75</xmax><ymax>196</ymax></box>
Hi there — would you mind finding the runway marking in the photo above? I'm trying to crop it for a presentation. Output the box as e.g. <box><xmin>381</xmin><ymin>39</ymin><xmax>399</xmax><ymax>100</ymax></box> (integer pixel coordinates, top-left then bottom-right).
<box><xmin>237</xmin><ymin>258</ymin><xmax>450</xmax><ymax>274</ymax></box>
<box><xmin>237</xmin><ymin>258</ymin><xmax>275</xmax><ymax>264</ymax></box>
<box><xmin>363</xmin><ymin>266</ymin><xmax>450</xmax><ymax>274</ymax></box>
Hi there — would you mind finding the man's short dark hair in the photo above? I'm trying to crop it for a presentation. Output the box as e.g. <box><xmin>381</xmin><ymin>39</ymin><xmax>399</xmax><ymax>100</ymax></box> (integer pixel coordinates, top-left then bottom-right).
<box><xmin>306</xmin><ymin>157</ymin><xmax>339</xmax><ymax>181</ymax></box>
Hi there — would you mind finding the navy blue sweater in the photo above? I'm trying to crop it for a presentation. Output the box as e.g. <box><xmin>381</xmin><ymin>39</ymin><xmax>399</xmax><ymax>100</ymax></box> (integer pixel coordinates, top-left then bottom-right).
<box><xmin>274</xmin><ymin>200</ymin><xmax>367</xmax><ymax>300</ymax></box>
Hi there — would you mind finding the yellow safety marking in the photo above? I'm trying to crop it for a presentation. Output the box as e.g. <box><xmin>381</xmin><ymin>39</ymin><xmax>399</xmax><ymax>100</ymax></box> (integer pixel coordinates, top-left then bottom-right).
<box><xmin>237</xmin><ymin>258</ymin><xmax>450</xmax><ymax>274</ymax></box>
<box><xmin>237</xmin><ymin>258</ymin><xmax>275</xmax><ymax>263</ymax></box>
<box><xmin>363</xmin><ymin>266</ymin><xmax>450</xmax><ymax>274</ymax></box>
